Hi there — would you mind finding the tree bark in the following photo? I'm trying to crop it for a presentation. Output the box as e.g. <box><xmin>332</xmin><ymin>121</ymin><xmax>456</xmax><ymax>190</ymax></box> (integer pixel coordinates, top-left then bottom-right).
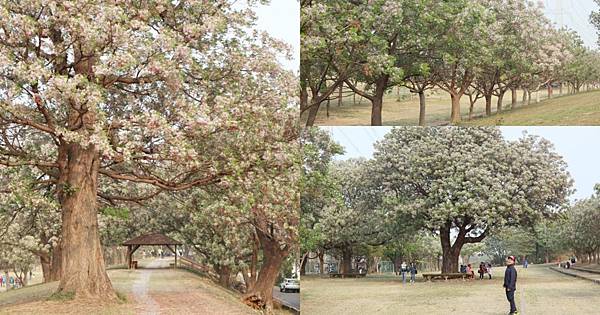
<box><xmin>371</xmin><ymin>76</ymin><xmax>389</xmax><ymax>126</ymax></box>
<box><xmin>318</xmin><ymin>250</ymin><xmax>324</xmax><ymax>275</ymax></box>
<box><xmin>511</xmin><ymin>88</ymin><xmax>517</xmax><ymax>109</ymax></box>
<box><xmin>450</xmin><ymin>93</ymin><xmax>462</xmax><ymax>124</ymax></box>
<box><xmin>243</xmin><ymin>228</ymin><xmax>288</xmax><ymax>313</ymax></box>
<box><xmin>440</xmin><ymin>224</ymin><xmax>460</xmax><ymax>273</ymax></box>
<box><xmin>55</xmin><ymin>142</ymin><xmax>115</xmax><ymax>300</ymax></box>
<box><xmin>485</xmin><ymin>94</ymin><xmax>492</xmax><ymax>116</ymax></box>
<box><xmin>216</xmin><ymin>265</ymin><xmax>231</xmax><ymax>287</ymax></box>
<box><xmin>418</xmin><ymin>91</ymin><xmax>426</xmax><ymax>126</ymax></box>
<box><xmin>338</xmin><ymin>83</ymin><xmax>343</xmax><ymax>107</ymax></box>
<box><xmin>341</xmin><ymin>247</ymin><xmax>352</xmax><ymax>273</ymax></box>
<box><xmin>527</xmin><ymin>90</ymin><xmax>531</xmax><ymax>105</ymax></box>
<box><xmin>300</xmin><ymin>252</ymin><xmax>308</xmax><ymax>276</ymax></box>
<box><xmin>547</xmin><ymin>84</ymin><xmax>553</xmax><ymax>99</ymax></box>
<box><xmin>497</xmin><ymin>91</ymin><xmax>505</xmax><ymax>112</ymax></box>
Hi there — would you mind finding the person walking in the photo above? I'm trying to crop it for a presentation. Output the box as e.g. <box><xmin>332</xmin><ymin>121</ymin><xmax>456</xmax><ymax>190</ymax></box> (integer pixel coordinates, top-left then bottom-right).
<box><xmin>504</xmin><ymin>256</ymin><xmax>519</xmax><ymax>315</ymax></box>
<box><xmin>409</xmin><ymin>262</ymin><xmax>417</xmax><ymax>283</ymax></box>
<box><xmin>523</xmin><ymin>258</ymin><xmax>528</xmax><ymax>269</ymax></box>
<box><xmin>479</xmin><ymin>262</ymin><xmax>485</xmax><ymax>279</ymax></box>
<box><xmin>401</xmin><ymin>261</ymin><xmax>407</xmax><ymax>284</ymax></box>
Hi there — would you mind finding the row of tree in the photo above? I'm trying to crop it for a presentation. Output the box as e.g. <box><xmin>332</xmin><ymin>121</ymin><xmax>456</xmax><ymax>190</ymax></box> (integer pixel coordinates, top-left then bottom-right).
<box><xmin>301</xmin><ymin>0</ymin><xmax>600</xmax><ymax>126</ymax></box>
<box><xmin>301</xmin><ymin>127</ymin><xmax>586</xmax><ymax>274</ymax></box>
<box><xmin>0</xmin><ymin>1</ymin><xmax>297</xmax><ymax>312</ymax></box>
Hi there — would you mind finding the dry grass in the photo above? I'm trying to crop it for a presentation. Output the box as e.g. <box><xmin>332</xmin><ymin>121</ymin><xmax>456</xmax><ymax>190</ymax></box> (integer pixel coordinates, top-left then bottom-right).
<box><xmin>0</xmin><ymin>259</ymin><xmax>260</xmax><ymax>315</ymax></box>
<box><xmin>301</xmin><ymin>264</ymin><xmax>600</xmax><ymax>315</ymax></box>
<box><xmin>309</xmin><ymin>87</ymin><xmax>600</xmax><ymax>126</ymax></box>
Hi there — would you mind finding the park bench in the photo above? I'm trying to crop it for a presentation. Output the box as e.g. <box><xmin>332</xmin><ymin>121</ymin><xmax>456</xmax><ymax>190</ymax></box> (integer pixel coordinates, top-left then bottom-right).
<box><xmin>422</xmin><ymin>273</ymin><xmax>467</xmax><ymax>281</ymax></box>
<box><xmin>329</xmin><ymin>272</ymin><xmax>367</xmax><ymax>278</ymax></box>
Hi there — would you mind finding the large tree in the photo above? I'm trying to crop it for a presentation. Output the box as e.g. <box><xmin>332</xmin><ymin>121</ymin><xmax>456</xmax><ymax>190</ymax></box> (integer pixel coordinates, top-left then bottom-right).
<box><xmin>0</xmin><ymin>0</ymin><xmax>296</xmax><ymax>302</ymax></box>
<box><xmin>374</xmin><ymin>127</ymin><xmax>572</xmax><ymax>273</ymax></box>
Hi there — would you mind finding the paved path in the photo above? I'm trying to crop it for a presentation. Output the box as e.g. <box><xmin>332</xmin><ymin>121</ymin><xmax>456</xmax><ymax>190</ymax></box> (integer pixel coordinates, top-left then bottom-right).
<box><xmin>273</xmin><ymin>286</ymin><xmax>300</xmax><ymax>311</ymax></box>
<box><xmin>549</xmin><ymin>266</ymin><xmax>600</xmax><ymax>284</ymax></box>
<box><xmin>131</xmin><ymin>259</ymin><xmax>163</xmax><ymax>314</ymax></box>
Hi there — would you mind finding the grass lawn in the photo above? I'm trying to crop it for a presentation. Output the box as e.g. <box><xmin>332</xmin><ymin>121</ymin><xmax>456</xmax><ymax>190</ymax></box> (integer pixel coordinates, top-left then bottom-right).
<box><xmin>310</xmin><ymin>87</ymin><xmax>600</xmax><ymax>126</ymax></box>
<box><xmin>301</xmin><ymin>264</ymin><xmax>600</xmax><ymax>315</ymax></box>
<box><xmin>463</xmin><ymin>90</ymin><xmax>600</xmax><ymax>126</ymax></box>
<box><xmin>0</xmin><ymin>258</ymin><xmax>263</xmax><ymax>315</ymax></box>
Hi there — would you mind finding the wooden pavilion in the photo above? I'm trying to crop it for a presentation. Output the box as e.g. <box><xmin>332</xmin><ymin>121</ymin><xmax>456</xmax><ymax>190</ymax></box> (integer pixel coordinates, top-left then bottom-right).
<box><xmin>122</xmin><ymin>233</ymin><xmax>182</xmax><ymax>269</ymax></box>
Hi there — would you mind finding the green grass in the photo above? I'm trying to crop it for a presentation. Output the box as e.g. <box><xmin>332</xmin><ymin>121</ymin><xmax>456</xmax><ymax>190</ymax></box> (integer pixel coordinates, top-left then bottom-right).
<box><xmin>47</xmin><ymin>290</ymin><xmax>75</xmax><ymax>301</ymax></box>
<box><xmin>463</xmin><ymin>90</ymin><xmax>600</xmax><ymax>126</ymax></box>
<box><xmin>309</xmin><ymin>87</ymin><xmax>600</xmax><ymax>126</ymax></box>
<box><xmin>301</xmin><ymin>264</ymin><xmax>600</xmax><ymax>314</ymax></box>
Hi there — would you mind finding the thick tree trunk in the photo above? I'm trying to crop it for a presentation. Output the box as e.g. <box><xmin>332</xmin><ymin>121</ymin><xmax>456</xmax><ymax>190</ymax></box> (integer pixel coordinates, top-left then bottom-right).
<box><xmin>216</xmin><ymin>265</ymin><xmax>231</xmax><ymax>287</ymax></box>
<box><xmin>440</xmin><ymin>224</ymin><xmax>461</xmax><ymax>273</ymax></box>
<box><xmin>450</xmin><ymin>93</ymin><xmax>462</xmax><ymax>124</ymax></box>
<box><xmin>341</xmin><ymin>247</ymin><xmax>352</xmax><ymax>274</ymax></box>
<box><xmin>418</xmin><ymin>91</ymin><xmax>426</xmax><ymax>126</ymax></box>
<box><xmin>305</xmin><ymin>100</ymin><xmax>321</xmax><ymax>127</ymax></box>
<box><xmin>547</xmin><ymin>84</ymin><xmax>553</xmax><ymax>99</ymax></box>
<box><xmin>55</xmin><ymin>143</ymin><xmax>115</xmax><ymax>300</ymax></box>
<box><xmin>522</xmin><ymin>88</ymin><xmax>527</xmax><ymax>104</ymax></box>
<box><xmin>527</xmin><ymin>90</ymin><xmax>531</xmax><ymax>105</ymax></box>
<box><xmin>243</xmin><ymin>229</ymin><xmax>288</xmax><ymax>312</ymax></box>
<box><xmin>559</xmin><ymin>83</ymin><xmax>563</xmax><ymax>95</ymax></box>
<box><xmin>371</xmin><ymin>76</ymin><xmax>389</xmax><ymax>126</ymax></box>
<box><xmin>485</xmin><ymin>94</ymin><xmax>492</xmax><ymax>116</ymax></box>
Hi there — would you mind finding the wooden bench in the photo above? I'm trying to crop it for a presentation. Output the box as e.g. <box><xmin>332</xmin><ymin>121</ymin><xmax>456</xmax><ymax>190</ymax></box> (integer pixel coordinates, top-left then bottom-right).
<box><xmin>329</xmin><ymin>272</ymin><xmax>367</xmax><ymax>278</ymax></box>
<box><xmin>422</xmin><ymin>273</ymin><xmax>467</xmax><ymax>281</ymax></box>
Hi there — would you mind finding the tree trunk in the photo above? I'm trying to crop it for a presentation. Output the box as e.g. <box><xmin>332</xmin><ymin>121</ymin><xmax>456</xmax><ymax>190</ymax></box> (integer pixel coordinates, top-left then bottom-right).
<box><xmin>450</xmin><ymin>93</ymin><xmax>462</xmax><ymax>124</ymax></box>
<box><xmin>338</xmin><ymin>83</ymin><xmax>343</xmax><ymax>107</ymax></box>
<box><xmin>511</xmin><ymin>88</ymin><xmax>517</xmax><ymax>109</ymax></box>
<box><xmin>55</xmin><ymin>142</ymin><xmax>115</xmax><ymax>300</ymax></box>
<box><xmin>418</xmin><ymin>91</ymin><xmax>426</xmax><ymax>126</ymax></box>
<box><xmin>527</xmin><ymin>90</ymin><xmax>531</xmax><ymax>105</ymax></box>
<box><xmin>522</xmin><ymin>88</ymin><xmax>527</xmax><ymax>104</ymax></box>
<box><xmin>300</xmin><ymin>253</ymin><xmax>308</xmax><ymax>276</ymax></box>
<box><xmin>341</xmin><ymin>247</ymin><xmax>352</xmax><ymax>274</ymax></box>
<box><xmin>497</xmin><ymin>91</ymin><xmax>505</xmax><ymax>112</ymax></box>
<box><xmin>559</xmin><ymin>82</ymin><xmax>563</xmax><ymax>95</ymax></box>
<box><xmin>485</xmin><ymin>94</ymin><xmax>492</xmax><ymax>116</ymax></box>
<box><xmin>216</xmin><ymin>265</ymin><xmax>231</xmax><ymax>287</ymax></box>
<box><xmin>243</xmin><ymin>228</ymin><xmax>288</xmax><ymax>312</ymax></box>
<box><xmin>318</xmin><ymin>251</ymin><xmax>324</xmax><ymax>275</ymax></box>
<box><xmin>371</xmin><ymin>76</ymin><xmax>389</xmax><ymax>126</ymax></box>
<box><xmin>440</xmin><ymin>225</ymin><xmax>462</xmax><ymax>273</ymax></box>
<box><xmin>547</xmin><ymin>84</ymin><xmax>553</xmax><ymax>99</ymax></box>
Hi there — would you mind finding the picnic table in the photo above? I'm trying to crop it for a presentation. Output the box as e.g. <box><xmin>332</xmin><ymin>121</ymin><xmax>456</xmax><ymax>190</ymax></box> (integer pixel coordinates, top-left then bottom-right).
<box><xmin>422</xmin><ymin>273</ymin><xmax>467</xmax><ymax>281</ymax></box>
<box><xmin>329</xmin><ymin>272</ymin><xmax>367</xmax><ymax>278</ymax></box>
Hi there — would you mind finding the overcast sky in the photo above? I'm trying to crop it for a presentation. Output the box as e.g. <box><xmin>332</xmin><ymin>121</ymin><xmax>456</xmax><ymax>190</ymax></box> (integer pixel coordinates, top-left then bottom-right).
<box><xmin>254</xmin><ymin>1</ymin><xmax>299</xmax><ymax>71</ymax></box>
<box><xmin>544</xmin><ymin>0</ymin><xmax>599</xmax><ymax>48</ymax></box>
<box><xmin>323</xmin><ymin>126</ymin><xmax>600</xmax><ymax>202</ymax></box>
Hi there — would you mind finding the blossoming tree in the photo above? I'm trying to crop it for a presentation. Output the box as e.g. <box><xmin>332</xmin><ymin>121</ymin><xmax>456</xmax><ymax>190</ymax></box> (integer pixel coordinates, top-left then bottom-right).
<box><xmin>0</xmin><ymin>0</ymin><xmax>297</xmax><ymax>307</ymax></box>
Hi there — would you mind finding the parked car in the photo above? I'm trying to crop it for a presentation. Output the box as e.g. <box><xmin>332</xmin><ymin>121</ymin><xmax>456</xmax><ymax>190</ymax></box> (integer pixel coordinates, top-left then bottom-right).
<box><xmin>279</xmin><ymin>278</ymin><xmax>300</xmax><ymax>293</ymax></box>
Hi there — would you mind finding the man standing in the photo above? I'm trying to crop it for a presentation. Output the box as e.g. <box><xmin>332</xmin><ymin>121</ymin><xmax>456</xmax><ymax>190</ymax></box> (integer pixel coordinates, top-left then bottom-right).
<box><xmin>503</xmin><ymin>256</ymin><xmax>519</xmax><ymax>315</ymax></box>
<box><xmin>400</xmin><ymin>261</ymin><xmax>407</xmax><ymax>284</ymax></box>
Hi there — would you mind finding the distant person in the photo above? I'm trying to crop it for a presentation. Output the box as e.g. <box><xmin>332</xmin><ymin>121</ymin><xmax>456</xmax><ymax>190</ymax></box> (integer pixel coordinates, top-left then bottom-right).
<box><xmin>523</xmin><ymin>258</ymin><xmax>528</xmax><ymax>269</ymax></box>
<box><xmin>566</xmin><ymin>260</ymin><xmax>571</xmax><ymax>269</ymax></box>
<box><xmin>503</xmin><ymin>256</ymin><xmax>518</xmax><ymax>315</ymax></box>
<box><xmin>401</xmin><ymin>261</ymin><xmax>407</xmax><ymax>284</ymax></box>
<box><xmin>487</xmin><ymin>263</ymin><xmax>492</xmax><ymax>280</ymax></box>
<box><xmin>466</xmin><ymin>264</ymin><xmax>474</xmax><ymax>280</ymax></box>
<box><xmin>409</xmin><ymin>262</ymin><xmax>417</xmax><ymax>283</ymax></box>
<box><xmin>478</xmin><ymin>262</ymin><xmax>485</xmax><ymax>279</ymax></box>
<box><xmin>571</xmin><ymin>257</ymin><xmax>576</xmax><ymax>265</ymax></box>
<box><xmin>460</xmin><ymin>264</ymin><xmax>467</xmax><ymax>273</ymax></box>
<box><xmin>0</xmin><ymin>274</ymin><xmax>4</xmax><ymax>287</ymax></box>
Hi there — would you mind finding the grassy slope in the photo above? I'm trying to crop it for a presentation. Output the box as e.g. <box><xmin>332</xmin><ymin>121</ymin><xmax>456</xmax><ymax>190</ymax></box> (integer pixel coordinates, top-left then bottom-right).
<box><xmin>309</xmin><ymin>88</ymin><xmax>600</xmax><ymax>126</ymax></box>
<box><xmin>301</xmin><ymin>264</ymin><xmax>600</xmax><ymax>315</ymax></box>
<box><xmin>0</xmin><ymin>261</ymin><xmax>259</xmax><ymax>315</ymax></box>
<box><xmin>463</xmin><ymin>90</ymin><xmax>600</xmax><ymax>126</ymax></box>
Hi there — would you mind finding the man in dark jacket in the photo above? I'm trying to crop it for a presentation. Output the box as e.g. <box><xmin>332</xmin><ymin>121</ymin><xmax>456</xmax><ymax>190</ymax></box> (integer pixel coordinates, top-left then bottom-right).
<box><xmin>503</xmin><ymin>256</ymin><xmax>518</xmax><ymax>315</ymax></box>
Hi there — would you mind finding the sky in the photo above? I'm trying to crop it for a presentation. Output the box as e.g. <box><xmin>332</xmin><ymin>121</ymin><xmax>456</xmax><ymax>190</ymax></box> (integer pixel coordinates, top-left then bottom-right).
<box><xmin>323</xmin><ymin>126</ymin><xmax>600</xmax><ymax>202</ymax></box>
<box><xmin>544</xmin><ymin>0</ymin><xmax>599</xmax><ymax>48</ymax></box>
<box><xmin>254</xmin><ymin>1</ymin><xmax>300</xmax><ymax>71</ymax></box>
